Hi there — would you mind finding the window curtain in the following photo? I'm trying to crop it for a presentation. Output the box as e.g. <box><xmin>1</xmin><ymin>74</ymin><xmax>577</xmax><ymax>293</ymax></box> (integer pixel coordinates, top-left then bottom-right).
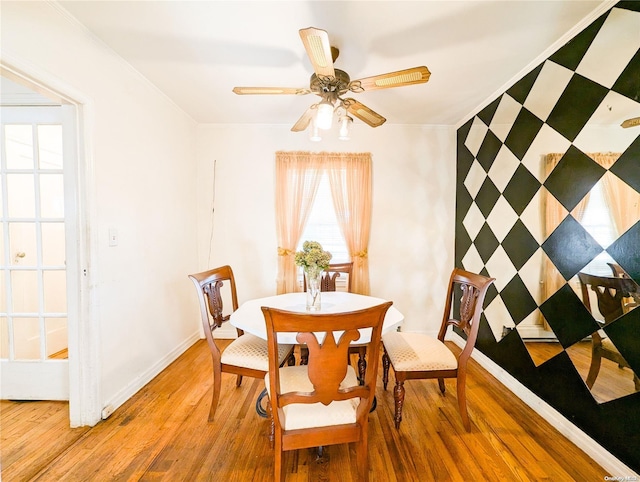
<box><xmin>275</xmin><ymin>152</ymin><xmax>323</xmax><ymax>294</ymax></box>
<box><xmin>594</xmin><ymin>153</ymin><xmax>639</xmax><ymax>238</ymax></box>
<box><xmin>274</xmin><ymin>151</ymin><xmax>372</xmax><ymax>295</ymax></box>
<box><xmin>540</xmin><ymin>154</ymin><xmax>571</xmax><ymax>328</ymax></box>
<box><xmin>326</xmin><ymin>153</ymin><xmax>372</xmax><ymax>295</ymax></box>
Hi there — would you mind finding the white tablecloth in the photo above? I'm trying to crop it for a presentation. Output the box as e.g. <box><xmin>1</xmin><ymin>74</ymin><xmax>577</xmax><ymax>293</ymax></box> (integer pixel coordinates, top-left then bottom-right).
<box><xmin>230</xmin><ymin>291</ymin><xmax>403</xmax><ymax>344</ymax></box>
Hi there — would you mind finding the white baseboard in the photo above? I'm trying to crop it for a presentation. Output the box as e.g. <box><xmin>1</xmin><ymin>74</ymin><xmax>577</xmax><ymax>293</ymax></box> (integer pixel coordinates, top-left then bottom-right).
<box><xmin>101</xmin><ymin>330</ymin><xmax>201</xmax><ymax>420</ymax></box>
<box><xmin>448</xmin><ymin>332</ymin><xmax>638</xmax><ymax>477</ymax></box>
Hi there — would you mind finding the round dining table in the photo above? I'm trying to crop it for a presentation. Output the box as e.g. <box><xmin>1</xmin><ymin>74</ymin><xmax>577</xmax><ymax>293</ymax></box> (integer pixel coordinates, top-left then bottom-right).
<box><xmin>230</xmin><ymin>291</ymin><xmax>403</xmax><ymax>418</ymax></box>
<box><xmin>229</xmin><ymin>291</ymin><xmax>404</xmax><ymax>343</ymax></box>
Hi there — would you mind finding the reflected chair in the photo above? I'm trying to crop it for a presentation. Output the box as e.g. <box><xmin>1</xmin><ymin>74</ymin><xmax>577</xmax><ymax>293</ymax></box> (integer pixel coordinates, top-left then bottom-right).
<box><xmin>188</xmin><ymin>266</ymin><xmax>294</xmax><ymax>422</ymax></box>
<box><xmin>262</xmin><ymin>302</ymin><xmax>392</xmax><ymax>482</ymax></box>
<box><xmin>607</xmin><ymin>263</ymin><xmax>640</xmax><ymax>311</ymax></box>
<box><xmin>381</xmin><ymin>268</ymin><xmax>494</xmax><ymax>431</ymax></box>
<box><xmin>578</xmin><ymin>272</ymin><xmax>640</xmax><ymax>391</ymax></box>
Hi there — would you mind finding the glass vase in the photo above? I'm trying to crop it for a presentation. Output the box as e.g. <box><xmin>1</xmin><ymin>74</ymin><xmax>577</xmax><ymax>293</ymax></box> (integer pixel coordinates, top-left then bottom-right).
<box><xmin>305</xmin><ymin>270</ymin><xmax>322</xmax><ymax>312</ymax></box>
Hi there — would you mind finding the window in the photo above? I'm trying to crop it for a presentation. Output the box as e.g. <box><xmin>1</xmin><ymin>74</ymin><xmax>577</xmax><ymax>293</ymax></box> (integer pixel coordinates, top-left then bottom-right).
<box><xmin>275</xmin><ymin>151</ymin><xmax>372</xmax><ymax>294</ymax></box>
<box><xmin>580</xmin><ymin>182</ymin><xmax>618</xmax><ymax>275</ymax></box>
<box><xmin>297</xmin><ymin>174</ymin><xmax>349</xmax><ymax>263</ymax></box>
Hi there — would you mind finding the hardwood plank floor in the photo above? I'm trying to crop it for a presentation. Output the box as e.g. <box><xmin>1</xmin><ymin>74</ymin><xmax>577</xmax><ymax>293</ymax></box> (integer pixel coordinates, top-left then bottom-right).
<box><xmin>1</xmin><ymin>340</ymin><xmax>608</xmax><ymax>481</ymax></box>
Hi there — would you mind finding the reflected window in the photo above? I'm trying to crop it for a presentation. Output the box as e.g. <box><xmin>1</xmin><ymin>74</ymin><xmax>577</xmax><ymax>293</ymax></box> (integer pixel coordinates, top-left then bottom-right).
<box><xmin>580</xmin><ymin>181</ymin><xmax>616</xmax><ymax>247</ymax></box>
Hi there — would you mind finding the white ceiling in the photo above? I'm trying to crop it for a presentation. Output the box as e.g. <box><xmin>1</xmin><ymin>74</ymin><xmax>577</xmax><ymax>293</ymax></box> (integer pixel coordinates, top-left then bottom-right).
<box><xmin>50</xmin><ymin>1</ymin><xmax>610</xmax><ymax>127</ymax></box>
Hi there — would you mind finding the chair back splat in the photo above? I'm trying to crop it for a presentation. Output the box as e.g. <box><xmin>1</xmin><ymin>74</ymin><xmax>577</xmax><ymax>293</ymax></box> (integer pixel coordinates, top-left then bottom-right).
<box><xmin>262</xmin><ymin>302</ymin><xmax>392</xmax><ymax>482</ymax></box>
<box><xmin>440</xmin><ymin>270</ymin><xmax>493</xmax><ymax>367</ymax></box>
<box><xmin>303</xmin><ymin>262</ymin><xmax>354</xmax><ymax>293</ymax></box>
<box><xmin>301</xmin><ymin>262</ymin><xmax>363</xmax><ymax>375</ymax></box>
<box><xmin>382</xmin><ymin>268</ymin><xmax>494</xmax><ymax>431</ymax></box>
<box><xmin>188</xmin><ymin>265</ymin><xmax>293</xmax><ymax>422</ymax></box>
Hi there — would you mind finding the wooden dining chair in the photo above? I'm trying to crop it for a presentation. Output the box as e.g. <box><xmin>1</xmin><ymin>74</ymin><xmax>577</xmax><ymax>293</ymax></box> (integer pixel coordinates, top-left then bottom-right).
<box><xmin>303</xmin><ymin>262</ymin><xmax>354</xmax><ymax>292</ymax></box>
<box><xmin>578</xmin><ymin>272</ymin><xmax>640</xmax><ymax>391</ymax></box>
<box><xmin>262</xmin><ymin>302</ymin><xmax>392</xmax><ymax>482</ymax></box>
<box><xmin>188</xmin><ymin>265</ymin><xmax>294</xmax><ymax>422</ymax></box>
<box><xmin>381</xmin><ymin>268</ymin><xmax>494</xmax><ymax>431</ymax></box>
<box><xmin>607</xmin><ymin>263</ymin><xmax>640</xmax><ymax>311</ymax></box>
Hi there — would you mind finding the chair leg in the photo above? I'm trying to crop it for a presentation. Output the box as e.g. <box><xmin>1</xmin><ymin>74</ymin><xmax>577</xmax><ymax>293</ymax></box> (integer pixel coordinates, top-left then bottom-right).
<box><xmin>357</xmin><ymin>428</ymin><xmax>370</xmax><ymax>482</ymax></box>
<box><xmin>585</xmin><ymin>351</ymin><xmax>603</xmax><ymax>389</ymax></box>
<box><xmin>274</xmin><ymin>436</ymin><xmax>284</xmax><ymax>482</ymax></box>
<box><xmin>382</xmin><ymin>351</ymin><xmax>390</xmax><ymax>390</ymax></box>
<box><xmin>438</xmin><ymin>378</ymin><xmax>445</xmax><ymax>394</ymax></box>
<box><xmin>208</xmin><ymin>367</ymin><xmax>222</xmax><ymax>422</ymax></box>
<box><xmin>457</xmin><ymin>374</ymin><xmax>470</xmax><ymax>432</ymax></box>
<box><xmin>393</xmin><ymin>379</ymin><xmax>405</xmax><ymax>429</ymax></box>
<box><xmin>235</xmin><ymin>374</ymin><xmax>243</xmax><ymax>387</ymax></box>
<box><xmin>267</xmin><ymin>399</ymin><xmax>274</xmax><ymax>447</ymax></box>
<box><xmin>300</xmin><ymin>345</ymin><xmax>309</xmax><ymax>365</ymax></box>
<box><xmin>287</xmin><ymin>352</ymin><xmax>296</xmax><ymax>366</ymax></box>
<box><xmin>357</xmin><ymin>347</ymin><xmax>367</xmax><ymax>384</ymax></box>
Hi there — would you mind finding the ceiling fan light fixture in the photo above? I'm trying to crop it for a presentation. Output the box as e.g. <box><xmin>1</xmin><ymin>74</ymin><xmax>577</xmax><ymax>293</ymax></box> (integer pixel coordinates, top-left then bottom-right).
<box><xmin>309</xmin><ymin>118</ymin><xmax>322</xmax><ymax>141</ymax></box>
<box><xmin>316</xmin><ymin>99</ymin><xmax>334</xmax><ymax>130</ymax></box>
<box><xmin>338</xmin><ymin>115</ymin><xmax>353</xmax><ymax>140</ymax></box>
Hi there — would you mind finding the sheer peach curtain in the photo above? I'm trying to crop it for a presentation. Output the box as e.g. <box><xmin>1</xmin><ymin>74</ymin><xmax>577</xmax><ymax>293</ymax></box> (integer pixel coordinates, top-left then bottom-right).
<box><xmin>326</xmin><ymin>153</ymin><xmax>372</xmax><ymax>295</ymax></box>
<box><xmin>275</xmin><ymin>151</ymin><xmax>372</xmax><ymax>295</ymax></box>
<box><xmin>541</xmin><ymin>154</ymin><xmax>569</xmax><ymax>327</ymax></box>
<box><xmin>275</xmin><ymin>152</ymin><xmax>323</xmax><ymax>294</ymax></box>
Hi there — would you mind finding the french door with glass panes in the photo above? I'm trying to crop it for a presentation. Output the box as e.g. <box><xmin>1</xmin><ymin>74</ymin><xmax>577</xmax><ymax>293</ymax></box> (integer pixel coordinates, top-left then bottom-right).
<box><xmin>0</xmin><ymin>106</ymin><xmax>69</xmax><ymax>400</ymax></box>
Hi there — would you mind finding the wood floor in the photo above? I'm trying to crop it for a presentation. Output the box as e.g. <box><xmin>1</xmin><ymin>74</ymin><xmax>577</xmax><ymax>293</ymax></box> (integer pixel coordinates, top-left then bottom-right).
<box><xmin>1</xmin><ymin>339</ymin><xmax>607</xmax><ymax>481</ymax></box>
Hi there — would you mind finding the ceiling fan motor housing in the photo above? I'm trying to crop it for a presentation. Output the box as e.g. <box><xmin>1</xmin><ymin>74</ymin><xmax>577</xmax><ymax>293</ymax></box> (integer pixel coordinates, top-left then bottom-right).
<box><xmin>310</xmin><ymin>69</ymin><xmax>351</xmax><ymax>97</ymax></box>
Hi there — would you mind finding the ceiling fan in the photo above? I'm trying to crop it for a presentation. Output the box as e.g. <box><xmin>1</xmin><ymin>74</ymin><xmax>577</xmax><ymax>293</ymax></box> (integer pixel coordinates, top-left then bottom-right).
<box><xmin>232</xmin><ymin>27</ymin><xmax>431</xmax><ymax>136</ymax></box>
<box><xmin>621</xmin><ymin>116</ymin><xmax>640</xmax><ymax>128</ymax></box>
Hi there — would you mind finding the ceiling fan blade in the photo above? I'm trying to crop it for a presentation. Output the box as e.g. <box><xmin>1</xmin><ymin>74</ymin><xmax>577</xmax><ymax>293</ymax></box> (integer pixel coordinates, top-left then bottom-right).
<box><xmin>291</xmin><ymin>105</ymin><xmax>317</xmax><ymax>132</ymax></box>
<box><xmin>299</xmin><ymin>27</ymin><xmax>335</xmax><ymax>79</ymax></box>
<box><xmin>233</xmin><ymin>87</ymin><xmax>310</xmax><ymax>95</ymax></box>
<box><xmin>621</xmin><ymin>116</ymin><xmax>640</xmax><ymax>128</ymax></box>
<box><xmin>343</xmin><ymin>99</ymin><xmax>386</xmax><ymax>128</ymax></box>
<box><xmin>351</xmin><ymin>66</ymin><xmax>431</xmax><ymax>92</ymax></box>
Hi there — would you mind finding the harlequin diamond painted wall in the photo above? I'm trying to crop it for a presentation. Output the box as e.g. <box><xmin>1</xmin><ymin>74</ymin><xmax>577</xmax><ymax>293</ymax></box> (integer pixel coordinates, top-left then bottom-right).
<box><xmin>456</xmin><ymin>1</ymin><xmax>640</xmax><ymax>471</ymax></box>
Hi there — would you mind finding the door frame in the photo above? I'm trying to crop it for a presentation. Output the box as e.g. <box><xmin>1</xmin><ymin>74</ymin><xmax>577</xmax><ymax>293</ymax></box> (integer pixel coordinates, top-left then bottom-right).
<box><xmin>1</xmin><ymin>60</ymin><xmax>101</xmax><ymax>426</ymax></box>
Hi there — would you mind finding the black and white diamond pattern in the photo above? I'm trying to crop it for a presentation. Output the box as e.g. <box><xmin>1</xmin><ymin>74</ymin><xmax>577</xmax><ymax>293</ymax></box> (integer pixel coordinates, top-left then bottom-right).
<box><xmin>456</xmin><ymin>1</ymin><xmax>640</xmax><ymax>428</ymax></box>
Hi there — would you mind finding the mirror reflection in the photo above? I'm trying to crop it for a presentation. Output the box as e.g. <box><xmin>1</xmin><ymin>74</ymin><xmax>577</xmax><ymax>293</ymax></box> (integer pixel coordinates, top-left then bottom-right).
<box><xmin>568</xmin><ymin>265</ymin><xmax>639</xmax><ymax>403</ymax></box>
<box><xmin>513</xmin><ymin>167</ymin><xmax>640</xmax><ymax>402</ymax></box>
<box><xmin>487</xmin><ymin>26</ymin><xmax>640</xmax><ymax>403</ymax></box>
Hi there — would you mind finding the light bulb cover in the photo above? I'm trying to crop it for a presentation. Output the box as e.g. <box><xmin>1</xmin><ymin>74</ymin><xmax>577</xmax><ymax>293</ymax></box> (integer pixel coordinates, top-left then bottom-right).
<box><xmin>309</xmin><ymin>122</ymin><xmax>322</xmax><ymax>141</ymax></box>
<box><xmin>338</xmin><ymin>115</ymin><xmax>353</xmax><ymax>140</ymax></box>
<box><xmin>316</xmin><ymin>101</ymin><xmax>334</xmax><ymax>130</ymax></box>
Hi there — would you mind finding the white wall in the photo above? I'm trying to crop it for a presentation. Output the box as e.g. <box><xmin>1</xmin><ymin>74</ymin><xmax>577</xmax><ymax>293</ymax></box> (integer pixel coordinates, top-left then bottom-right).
<box><xmin>2</xmin><ymin>1</ymin><xmax>457</xmax><ymax>422</ymax></box>
<box><xmin>1</xmin><ymin>2</ymin><xmax>201</xmax><ymax>421</ymax></box>
<box><xmin>196</xmin><ymin>123</ymin><xmax>457</xmax><ymax>335</ymax></box>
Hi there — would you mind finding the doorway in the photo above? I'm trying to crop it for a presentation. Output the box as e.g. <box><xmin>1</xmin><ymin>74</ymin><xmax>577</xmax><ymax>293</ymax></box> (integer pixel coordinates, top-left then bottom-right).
<box><xmin>0</xmin><ymin>104</ymin><xmax>70</xmax><ymax>400</ymax></box>
<box><xmin>0</xmin><ymin>68</ymin><xmax>98</xmax><ymax>426</ymax></box>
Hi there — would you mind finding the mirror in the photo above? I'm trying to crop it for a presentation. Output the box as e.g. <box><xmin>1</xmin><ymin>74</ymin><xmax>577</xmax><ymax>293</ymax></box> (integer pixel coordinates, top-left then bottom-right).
<box><xmin>462</xmin><ymin>5</ymin><xmax>640</xmax><ymax>404</ymax></box>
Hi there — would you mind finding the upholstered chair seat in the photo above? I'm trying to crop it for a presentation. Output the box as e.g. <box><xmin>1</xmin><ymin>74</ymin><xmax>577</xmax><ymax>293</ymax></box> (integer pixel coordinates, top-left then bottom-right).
<box><xmin>265</xmin><ymin>365</ymin><xmax>360</xmax><ymax>430</ymax></box>
<box><xmin>222</xmin><ymin>333</ymin><xmax>292</xmax><ymax>371</ymax></box>
<box><xmin>381</xmin><ymin>331</ymin><xmax>457</xmax><ymax>372</ymax></box>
